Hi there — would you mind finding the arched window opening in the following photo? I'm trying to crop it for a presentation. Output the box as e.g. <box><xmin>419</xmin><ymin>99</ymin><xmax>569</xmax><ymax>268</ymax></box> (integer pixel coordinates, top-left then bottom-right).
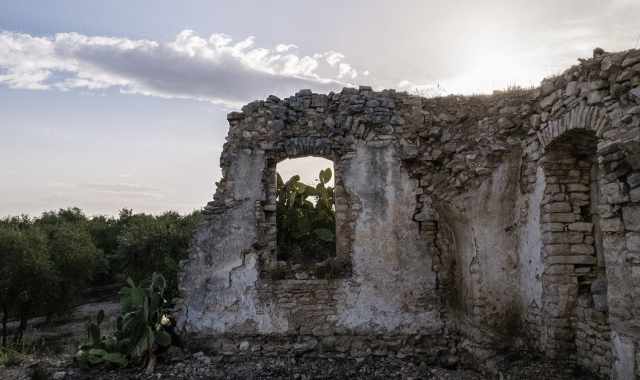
<box><xmin>275</xmin><ymin>157</ymin><xmax>336</xmax><ymax>267</ymax></box>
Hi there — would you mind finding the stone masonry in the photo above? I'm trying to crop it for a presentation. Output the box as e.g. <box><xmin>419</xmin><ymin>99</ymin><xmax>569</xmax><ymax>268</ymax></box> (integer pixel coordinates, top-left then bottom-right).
<box><xmin>178</xmin><ymin>48</ymin><xmax>640</xmax><ymax>379</ymax></box>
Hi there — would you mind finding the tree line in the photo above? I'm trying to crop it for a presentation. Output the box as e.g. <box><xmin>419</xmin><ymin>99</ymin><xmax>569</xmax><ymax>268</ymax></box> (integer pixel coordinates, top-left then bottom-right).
<box><xmin>0</xmin><ymin>207</ymin><xmax>202</xmax><ymax>346</ymax></box>
<box><xmin>0</xmin><ymin>167</ymin><xmax>337</xmax><ymax>348</ymax></box>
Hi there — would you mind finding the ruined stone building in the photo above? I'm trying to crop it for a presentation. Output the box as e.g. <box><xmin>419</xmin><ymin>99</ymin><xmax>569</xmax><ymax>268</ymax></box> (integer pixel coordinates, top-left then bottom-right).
<box><xmin>178</xmin><ymin>49</ymin><xmax>640</xmax><ymax>379</ymax></box>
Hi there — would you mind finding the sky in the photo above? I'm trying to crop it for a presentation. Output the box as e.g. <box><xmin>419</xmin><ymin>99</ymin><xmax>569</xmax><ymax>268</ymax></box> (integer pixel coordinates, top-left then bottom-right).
<box><xmin>0</xmin><ymin>0</ymin><xmax>639</xmax><ymax>217</ymax></box>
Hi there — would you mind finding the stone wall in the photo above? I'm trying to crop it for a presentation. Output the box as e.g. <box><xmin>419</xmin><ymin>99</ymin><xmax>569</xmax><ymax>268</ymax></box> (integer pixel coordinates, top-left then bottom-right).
<box><xmin>179</xmin><ymin>48</ymin><xmax>640</xmax><ymax>378</ymax></box>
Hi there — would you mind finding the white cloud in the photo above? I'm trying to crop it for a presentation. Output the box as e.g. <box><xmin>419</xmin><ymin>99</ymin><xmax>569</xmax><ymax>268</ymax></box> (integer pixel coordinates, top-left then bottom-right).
<box><xmin>275</xmin><ymin>43</ymin><xmax>298</xmax><ymax>53</ymax></box>
<box><xmin>397</xmin><ymin>80</ymin><xmax>448</xmax><ymax>98</ymax></box>
<box><xmin>0</xmin><ymin>30</ymin><xmax>364</xmax><ymax>107</ymax></box>
<box><xmin>325</xmin><ymin>51</ymin><xmax>344</xmax><ymax>67</ymax></box>
<box><xmin>338</xmin><ymin>63</ymin><xmax>357</xmax><ymax>79</ymax></box>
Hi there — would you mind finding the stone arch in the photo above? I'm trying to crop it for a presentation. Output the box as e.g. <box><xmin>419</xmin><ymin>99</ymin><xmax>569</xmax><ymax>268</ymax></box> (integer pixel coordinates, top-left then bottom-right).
<box><xmin>537</xmin><ymin>107</ymin><xmax>613</xmax><ymax>374</ymax></box>
<box><xmin>536</xmin><ymin>105</ymin><xmax>609</xmax><ymax>151</ymax></box>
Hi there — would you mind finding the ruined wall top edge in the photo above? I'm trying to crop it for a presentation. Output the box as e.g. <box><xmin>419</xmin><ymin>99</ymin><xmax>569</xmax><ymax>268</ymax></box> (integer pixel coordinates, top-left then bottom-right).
<box><xmin>206</xmin><ymin>48</ymin><xmax>640</xmax><ymax>213</ymax></box>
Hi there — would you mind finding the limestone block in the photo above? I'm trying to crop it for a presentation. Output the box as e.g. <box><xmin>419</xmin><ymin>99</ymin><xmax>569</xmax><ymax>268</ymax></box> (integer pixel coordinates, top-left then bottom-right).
<box><xmin>543</xmin><ymin>223</ymin><xmax>566</xmax><ymax>232</ymax></box>
<box><xmin>565</xmin><ymin>81</ymin><xmax>579</xmax><ymax>97</ymax></box>
<box><xmin>544</xmin><ymin>202</ymin><xmax>573</xmax><ymax>213</ymax></box>
<box><xmin>628</xmin><ymin>173</ymin><xmax>640</xmax><ymax>189</ymax></box>
<box><xmin>543</xmin><ymin>231</ymin><xmax>585</xmax><ymax>244</ymax></box>
<box><xmin>623</xmin><ymin>206</ymin><xmax>640</xmax><ymax>231</ymax></box>
<box><xmin>590</xmin><ymin>80</ymin><xmax>609</xmax><ymax>91</ymax></box>
<box><xmin>601</xmin><ymin>217</ymin><xmax>625</xmax><ymax>232</ymax></box>
<box><xmin>588</xmin><ymin>90</ymin><xmax>607</xmax><ymax>105</ymax></box>
<box><xmin>544</xmin><ymin>244</ymin><xmax>571</xmax><ymax>256</ymax></box>
<box><xmin>571</xmin><ymin>244</ymin><xmax>595</xmax><ymax>255</ymax></box>
<box><xmin>601</xmin><ymin>182</ymin><xmax>629</xmax><ymax>204</ymax></box>
<box><xmin>568</xmin><ymin>222</ymin><xmax>594</xmax><ymax>232</ymax></box>
<box><xmin>543</xmin><ymin>213</ymin><xmax>577</xmax><ymax>223</ymax></box>
<box><xmin>546</xmin><ymin>255</ymin><xmax>596</xmax><ymax>265</ymax></box>
<box><xmin>627</xmin><ymin>233</ymin><xmax>640</xmax><ymax>252</ymax></box>
<box><xmin>540</xmin><ymin>91</ymin><xmax>560</xmax><ymax>109</ymax></box>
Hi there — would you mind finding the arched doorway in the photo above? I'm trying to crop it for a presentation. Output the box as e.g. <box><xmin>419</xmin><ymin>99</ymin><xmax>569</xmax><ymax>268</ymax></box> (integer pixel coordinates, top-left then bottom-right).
<box><xmin>539</xmin><ymin>128</ymin><xmax>610</xmax><ymax>374</ymax></box>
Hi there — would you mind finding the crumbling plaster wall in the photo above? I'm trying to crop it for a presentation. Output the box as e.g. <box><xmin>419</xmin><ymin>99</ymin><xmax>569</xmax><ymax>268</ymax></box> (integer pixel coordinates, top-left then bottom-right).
<box><xmin>336</xmin><ymin>143</ymin><xmax>440</xmax><ymax>333</ymax></box>
<box><xmin>179</xmin><ymin>48</ymin><xmax>640</xmax><ymax>378</ymax></box>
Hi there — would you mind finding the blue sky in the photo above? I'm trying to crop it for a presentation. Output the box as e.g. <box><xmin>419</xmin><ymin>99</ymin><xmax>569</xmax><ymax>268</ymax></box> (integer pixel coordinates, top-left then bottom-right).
<box><xmin>1</xmin><ymin>0</ymin><xmax>639</xmax><ymax>216</ymax></box>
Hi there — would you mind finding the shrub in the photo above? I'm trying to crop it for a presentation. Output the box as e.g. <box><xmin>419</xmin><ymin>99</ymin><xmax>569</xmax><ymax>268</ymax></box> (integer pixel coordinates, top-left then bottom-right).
<box><xmin>115</xmin><ymin>211</ymin><xmax>202</xmax><ymax>300</ymax></box>
<box><xmin>45</xmin><ymin>223</ymin><xmax>98</xmax><ymax>315</ymax></box>
<box><xmin>0</xmin><ymin>207</ymin><xmax>201</xmax><ymax>346</ymax></box>
<box><xmin>0</xmin><ymin>224</ymin><xmax>57</xmax><ymax>345</ymax></box>
<box><xmin>0</xmin><ymin>347</ymin><xmax>24</xmax><ymax>367</ymax></box>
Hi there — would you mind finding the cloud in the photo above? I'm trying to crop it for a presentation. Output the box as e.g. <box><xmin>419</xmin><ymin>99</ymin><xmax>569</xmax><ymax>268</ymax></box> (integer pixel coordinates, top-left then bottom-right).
<box><xmin>0</xmin><ymin>30</ymin><xmax>364</xmax><ymax>107</ymax></box>
<box><xmin>325</xmin><ymin>51</ymin><xmax>344</xmax><ymax>67</ymax></box>
<box><xmin>397</xmin><ymin>80</ymin><xmax>448</xmax><ymax>97</ymax></box>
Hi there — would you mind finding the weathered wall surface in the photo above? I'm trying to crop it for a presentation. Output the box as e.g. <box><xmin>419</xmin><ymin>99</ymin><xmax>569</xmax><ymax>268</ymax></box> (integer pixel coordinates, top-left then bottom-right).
<box><xmin>517</xmin><ymin>166</ymin><xmax>545</xmax><ymax>334</ymax></box>
<box><xmin>179</xmin><ymin>48</ymin><xmax>640</xmax><ymax>378</ymax></box>
<box><xmin>336</xmin><ymin>143</ymin><xmax>440</xmax><ymax>334</ymax></box>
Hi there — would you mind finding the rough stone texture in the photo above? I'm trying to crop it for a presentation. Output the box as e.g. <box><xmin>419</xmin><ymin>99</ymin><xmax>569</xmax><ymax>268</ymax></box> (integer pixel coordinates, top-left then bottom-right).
<box><xmin>179</xmin><ymin>48</ymin><xmax>640</xmax><ymax>379</ymax></box>
<box><xmin>0</xmin><ymin>352</ymin><xmax>602</xmax><ymax>380</ymax></box>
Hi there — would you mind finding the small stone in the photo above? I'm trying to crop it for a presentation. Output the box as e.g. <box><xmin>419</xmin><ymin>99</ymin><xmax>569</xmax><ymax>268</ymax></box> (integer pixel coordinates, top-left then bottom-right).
<box><xmin>413</xmin><ymin>208</ymin><xmax>433</xmax><ymax>222</ymax></box>
<box><xmin>571</xmin><ymin>244</ymin><xmax>595</xmax><ymax>255</ymax></box>
<box><xmin>627</xmin><ymin>233</ymin><xmax>640</xmax><ymax>252</ymax></box>
<box><xmin>628</xmin><ymin>173</ymin><xmax>640</xmax><ymax>189</ymax></box>
<box><xmin>587</xmin><ymin>90</ymin><xmax>606</xmax><ymax>105</ymax></box>
<box><xmin>52</xmin><ymin>372</ymin><xmax>67</xmax><ymax>380</ymax></box>
<box><xmin>545</xmin><ymin>202</ymin><xmax>572</xmax><ymax>213</ymax></box>
<box><xmin>568</xmin><ymin>222</ymin><xmax>593</xmax><ymax>232</ymax></box>
<box><xmin>622</xmin><ymin>54</ymin><xmax>640</xmax><ymax>68</ymax></box>
<box><xmin>601</xmin><ymin>217</ymin><xmax>624</xmax><ymax>232</ymax></box>
<box><xmin>540</xmin><ymin>91</ymin><xmax>559</xmax><ymax>109</ymax></box>
<box><xmin>601</xmin><ymin>182</ymin><xmax>628</xmax><ymax>204</ymax></box>
<box><xmin>262</xmin><ymin>204</ymin><xmax>277</xmax><ymax>212</ymax></box>
<box><xmin>565</xmin><ymin>81</ymin><xmax>579</xmax><ymax>97</ymax></box>
<box><xmin>541</xmin><ymin>79</ymin><xmax>556</xmax><ymax>96</ymax></box>
<box><xmin>589</xmin><ymin>80</ymin><xmax>608</xmax><ymax>90</ymax></box>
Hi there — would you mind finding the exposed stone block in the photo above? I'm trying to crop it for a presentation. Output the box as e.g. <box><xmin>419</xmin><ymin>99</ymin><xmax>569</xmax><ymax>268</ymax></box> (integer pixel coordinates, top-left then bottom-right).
<box><xmin>623</xmin><ymin>206</ymin><xmax>640</xmax><ymax>232</ymax></box>
<box><xmin>546</xmin><ymin>255</ymin><xmax>596</xmax><ymax>265</ymax></box>
<box><xmin>600</xmin><ymin>217</ymin><xmax>625</xmax><ymax>232</ymax></box>
<box><xmin>571</xmin><ymin>244</ymin><xmax>595</xmax><ymax>255</ymax></box>
<box><xmin>627</xmin><ymin>233</ymin><xmax>640</xmax><ymax>252</ymax></box>
<box><xmin>601</xmin><ymin>182</ymin><xmax>629</xmax><ymax>204</ymax></box>
<box><xmin>568</xmin><ymin>222</ymin><xmax>593</xmax><ymax>232</ymax></box>
<box><xmin>543</xmin><ymin>212</ymin><xmax>577</xmax><ymax>223</ymax></box>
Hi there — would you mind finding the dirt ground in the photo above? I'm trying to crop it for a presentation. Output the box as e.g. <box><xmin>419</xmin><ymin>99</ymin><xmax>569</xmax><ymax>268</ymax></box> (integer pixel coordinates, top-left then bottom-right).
<box><xmin>0</xmin><ymin>350</ymin><xmax>599</xmax><ymax>380</ymax></box>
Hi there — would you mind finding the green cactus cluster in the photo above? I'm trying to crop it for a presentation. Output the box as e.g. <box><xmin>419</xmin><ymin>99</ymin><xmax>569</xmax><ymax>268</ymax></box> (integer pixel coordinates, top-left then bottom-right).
<box><xmin>76</xmin><ymin>273</ymin><xmax>175</xmax><ymax>371</ymax></box>
<box><xmin>276</xmin><ymin>167</ymin><xmax>336</xmax><ymax>264</ymax></box>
